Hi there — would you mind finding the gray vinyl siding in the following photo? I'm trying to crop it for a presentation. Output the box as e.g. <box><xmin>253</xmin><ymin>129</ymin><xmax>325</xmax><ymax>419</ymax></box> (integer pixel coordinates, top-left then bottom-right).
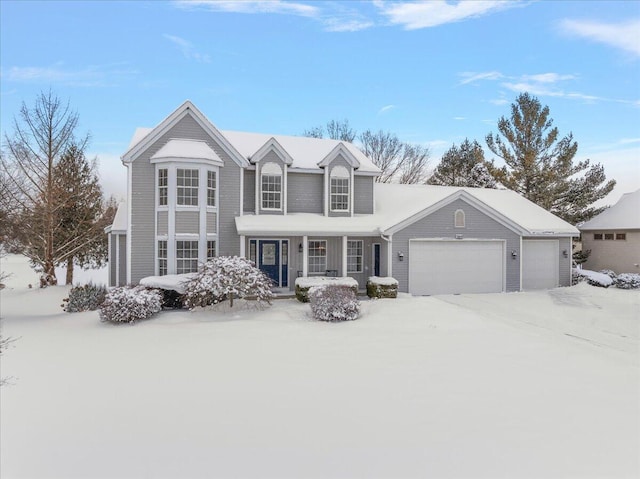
<box><xmin>118</xmin><ymin>235</ymin><xmax>127</xmax><ymax>286</ymax></box>
<box><xmin>157</xmin><ymin>211</ymin><xmax>168</xmax><ymax>235</ymax></box>
<box><xmin>130</xmin><ymin>113</ymin><xmax>241</xmax><ymax>283</ymax></box>
<box><xmin>243</xmin><ymin>170</ymin><xmax>255</xmax><ymax>213</ymax></box>
<box><xmin>354</xmin><ymin>176</ymin><xmax>374</xmax><ymax>214</ymax></box>
<box><xmin>328</xmin><ymin>155</ymin><xmax>352</xmax><ymax>217</ymax></box>
<box><xmin>175</xmin><ymin>211</ymin><xmax>199</xmax><ymax>234</ymax></box>
<box><xmin>109</xmin><ymin>234</ymin><xmax>117</xmax><ymax>286</ymax></box>
<box><xmin>391</xmin><ymin>198</ymin><xmax>521</xmax><ymax>293</ymax></box>
<box><xmin>258</xmin><ymin>152</ymin><xmax>285</xmax><ymax>215</ymax></box>
<box><xmin>206</xmin><ymin>212</ymin><xmax>217</xmax><ymax>234</ymax></box>
<box><xmin>288</xmin><ymin>172</ymin><xmax>323</xmax><ymax>214</ymax></box>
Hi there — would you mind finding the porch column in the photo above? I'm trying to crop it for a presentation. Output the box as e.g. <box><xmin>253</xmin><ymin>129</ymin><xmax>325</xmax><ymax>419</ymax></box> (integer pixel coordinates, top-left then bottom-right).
<box><xmin>302</xmin><ymin>235</ymin><xmax>308</xmax><ymax>277</ymax></box>
<box><xmin>342</xmin><ymin>236</ymin><xmax>348</xmax><ymax>277</ymax></box>
<box><xmin>115</xmin><ymin>233</ymin><xmax>120</xmax><ymax>287</ymax></box>
<box><xmin>239</xmin><ymin>235</ymin><xmax>246</xmax><ymax>257</ymax></box>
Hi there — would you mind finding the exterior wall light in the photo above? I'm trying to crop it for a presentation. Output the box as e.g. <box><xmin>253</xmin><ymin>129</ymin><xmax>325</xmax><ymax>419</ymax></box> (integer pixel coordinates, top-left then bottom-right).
<box><xmin>398</xmin><ymin>251</ymin><xmax>404</xmax><ymax>261</ymax></box>
<box><xmin>562</xmin><ymin>249</ymin><xmax>569</xmax><ymax>258</ymax></box>
<box><xmin>511</xmin><ymin>250</ymin><xmax>518</xmax><ymax>259</ymax></box>
<box><xmin>299</xmin><ymin>243</ymin><xmax>303</xmax><ymax>253</ymax></box>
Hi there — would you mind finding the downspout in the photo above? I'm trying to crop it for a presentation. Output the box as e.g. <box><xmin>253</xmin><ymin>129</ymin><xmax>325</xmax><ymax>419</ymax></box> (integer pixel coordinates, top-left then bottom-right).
<box><xmin>380</xmin><ymin>232</ymin><xmax>392</xmax><ymax>277</ymax></box>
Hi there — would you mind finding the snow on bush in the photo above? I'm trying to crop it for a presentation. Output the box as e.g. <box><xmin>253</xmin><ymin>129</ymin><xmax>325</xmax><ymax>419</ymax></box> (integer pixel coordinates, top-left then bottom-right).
<box><xmin>599</xmin><ymin>269</ymin><xmax>617</xmax><ymax>280</ymax></box>
<box><xmin>294</xmin><ymin>276</ymin><xmax>358</xmax><ymax>303</ymax></box>
<box><xmin>572</xmin><ymin>268</ymin><xmax>614</xmax><ymax>288</ymax></box>
<box><xmin>309</xmin><ymin>285</ymin><xmax>360</xmax><ymax>322</ymax></box>
<box><xmin>99</xmin><ymin>286</ymin><xmax>163</xmax><ymax>324</ymax></box>
<box><xmin>366</xmin><ymin>276</ymin><xmax>398</xmax><ymax>299</ymax></box>
<box><xmin>62</xmin><ymin>282</ymin><xmax>107</xmax><ymax>312</ymax></box>
<box><xmin>182</xmin><ymin>256</ymin><xmax>274</xmax><ymax>310</ymax></box>
<box><xmin>614</xmin><ymin>273</ymin><xmax>640</xmax><ymax>290</ymax></box>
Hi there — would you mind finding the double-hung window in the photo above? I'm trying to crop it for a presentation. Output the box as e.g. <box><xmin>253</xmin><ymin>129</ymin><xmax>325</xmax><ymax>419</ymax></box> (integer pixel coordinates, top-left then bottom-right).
<box><xmin>261</xmin><ymin>162</ymin><xmax>282</xmax><ymax>210</ymax></box>
<box><xmin>207</xmin><ymin>240</ymin><xmax>217</xmax><ymax>261</ymax></box>
<box><xmin>176</xmin><ymin>240</ymin><xmax>199</xmax><ymax>274</ymax></box>
<box><xmin>308</xmin><ymin>240</ymin><xmax>327</xmax><ymax>274</ymax></box>
<box><xmin>158</xmin><ymin>240</ymin><xmax>167</xmax><ymax>276</ymax></box>
<box><xmin>177</xmin><ymin>169</ymin><xmax>199</xmax><ymax>206</ymax></box>
<box><xmin>207</xmin><ymin>171</ymin><xmax>216</xmax><ymax>207</ymax></box>
<box><xmin>330</xmin><ymin>166</ymin><xmax>349</xmax><ymax>212</ymax></box>
<box><xmin>158</xmin><ymin>169</ymin><xmax>168</xmax><ymax>206</ymax></box>
<box><xmin>347</xmin><ymin>240</ymin><xmax>363</xmax><ymax>273</ymax></box>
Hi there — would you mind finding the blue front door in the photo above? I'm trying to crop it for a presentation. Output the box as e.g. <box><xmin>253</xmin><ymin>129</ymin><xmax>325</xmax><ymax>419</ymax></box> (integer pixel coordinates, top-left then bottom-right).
<box><xmin>259</xmin><ymin>240</ymin><xmax>280</xmax><ymax>286</ymax></box>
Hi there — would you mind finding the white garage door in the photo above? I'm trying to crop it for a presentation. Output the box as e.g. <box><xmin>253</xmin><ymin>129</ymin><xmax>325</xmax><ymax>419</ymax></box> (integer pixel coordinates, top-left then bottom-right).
<box><xmin>522</xmin><ymin>240</ymin><xmax>559</xmax><ymax>290</ymax></box>
<box><xmin>409</xmin><ymin>240</ymin><xmax>505</xmax><ymax>295</ymax></box>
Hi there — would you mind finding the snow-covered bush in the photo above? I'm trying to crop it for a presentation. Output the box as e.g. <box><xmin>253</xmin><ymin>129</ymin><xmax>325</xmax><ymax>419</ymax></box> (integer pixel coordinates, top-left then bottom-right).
<box><xmin>62</xmin><ymin>282</ymin><xmax>107</xmax><ymax>312</ymax></box>
<box><xmin>571</xmin><ymin>270</ymin><xmax>587</xmax><ymax>286</ymax></box>
<box><xmin>99</xmin><ymin>286</ymin><xmax>163</xmax><ymax>324</ymax></box>
<box><xmin>599</xmin><ymin>269</ymin><xmax>617</xmax><ymax>280</ymax></box>
<box><xmin>309</xmin><ymin>285</ymin><xmax>360</xmax><ymax>322</ymax></box>
<box><xmin>182</xmin><ymin>256</ymin><xmax>274</xmax><ymax>310</ymax></box>
<box><xmin>294</xmin><ymin>276</ymin><xmax>358</xmax><ymax>303</ymax></box>
<box><xmin>572</xmin><ymin>268</ymin><xmax>614</xmax><ymax>288</ymax></box>
<box><xmin>614</xmin><ymin>273</ymin><xmax>640</xmax><ymax>290</ymax></box>
<box><xmin>366</xmin><ymin>276</ymin><xmax>398</xmax><ymax>299</ymax></box>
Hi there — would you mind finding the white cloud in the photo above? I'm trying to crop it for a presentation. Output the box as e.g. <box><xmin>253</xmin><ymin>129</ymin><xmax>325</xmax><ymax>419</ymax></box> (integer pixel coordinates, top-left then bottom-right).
<box><xmin>377</xmin><ymin>104</ymin><xmax>396</xmax><ymax>115</ymax></box>
<box><xmin>458</xmin><ymin>71</ymin><xmax>503</xmax><ymax>85</ymax></box>
<box><xmin>323</xmin><ymin>18</ymin><xmax>374</xmax><ymax>32</ymax></box>
<box><xmin>376</xmin><ymin>0</ymin><xmax>517</xmax><ymax>30</ymax></box>
<box><xmin>560</xmin><ymin>19</ymin><xmax>640</xmax><ymax>57</ymax></box>
<box><xmin>453</xmin><ymin>116</ymin><xmax>466</xmax><ymax>120</ymax></box>
<box><xmin>163</xmin><ymin>34</ymin><xmax>211</xmax><ymax>63</ymax></box>
<box><xmin>174</xmin><ymin>0</ymin><xmax>319</xmax><ymax>17</ymax></box>
<box><xmin>1</xmin><ymin>63</ymin><xmax>136</xmax><ymax>87</ymax></box>
<box><xmin>521</xmin><ymin>73</ymin><xmax>576</xmax><ymax>83</ymax></box>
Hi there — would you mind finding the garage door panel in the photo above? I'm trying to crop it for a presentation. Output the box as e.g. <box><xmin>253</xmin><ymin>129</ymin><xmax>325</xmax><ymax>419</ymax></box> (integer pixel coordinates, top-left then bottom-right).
<box><xmin>409</xmin><ymin>240</ymin><xmax>504</xmax><ymax>295</ymax></box>
<box><xmin>522</xmin><ymin>240</ymin><xmax>558</xmax><ymax>290</ymax></box>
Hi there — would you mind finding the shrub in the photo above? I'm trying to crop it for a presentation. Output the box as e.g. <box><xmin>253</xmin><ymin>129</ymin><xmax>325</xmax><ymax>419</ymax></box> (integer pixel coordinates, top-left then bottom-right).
<box><xmin>161</xmin><ymin>289</ymin><xmax>184</xmax><ymax>309</ymax></box>
<box><xmin>571</xmin><ymin>270</ymin><xmax>587</xmax><ymax>286</ymax></box>
<box><xmin>572</xmin><ymin>249</ymin><xmax>590</xmax><ymax>266</ymax></box>
<box><xmin>294</xmin><ymin>277</ymin><xmax>359</xmax><ymax>303</ymax></box>
<box><xmin>614</xmin><ymin>273</ymin><xmax>640</xmax><ymax>290</ymax></box>
<box><xmin>62</xmin><ymin>282</ymin><xmax>107</xmax><ymax>312</ymax></box>
<box><xmin>309</xmin><ymin>285</ymin><xmax>360</xmax><ymax>322</ymax></box>
<box><xmin>599</xmin><ymin>269</ymin><xmax>617</xmax><ymax>280</ymax></box>
<box><xmin>99</xmin><ymin>286</ymin><xmax>163</xmax><ymax>324</ymax></box>
<box><xmin>366</xmin><ymin>276</ymin><xmax>398</xmax><ymax>299</ymax></box>
<box><xmin>182</xmin><ymin>256</ymin><xmax>274</xmax><ymax>310</ymax></box>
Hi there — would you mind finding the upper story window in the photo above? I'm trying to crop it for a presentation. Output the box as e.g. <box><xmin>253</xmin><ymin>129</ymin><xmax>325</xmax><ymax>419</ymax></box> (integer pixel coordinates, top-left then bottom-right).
<box><xmin>261</xmin><ymin>162</ymin><xmax>282</xmax><ymax>210</ymax></box>
<box><xmin>207</xmin><ymin>171</ymin><xmax>216</xmax><ymax>207</ymax></box>
<box><xmin>454</xmin><ymin>209</ymin><xmax>465</xmax><ymax>228</ymax></box>
<box><xmin>330</xmin><ymin>166</ymin><xmax>349</xmax><ymax>212</ymax></box>
<box><xmin>158</xmin><ymin>169</ymin><xmax>168</xmax><ymax>206</ymax></box>
<box><xmin>177</xmin><ymin>168</ymin><xmax>199</xmax><ymax>206</ymax></box>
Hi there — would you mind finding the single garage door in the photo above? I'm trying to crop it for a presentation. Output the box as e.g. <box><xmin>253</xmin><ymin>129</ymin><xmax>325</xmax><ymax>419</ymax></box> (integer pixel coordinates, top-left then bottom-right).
<box><xmin>409</xmin><ymin>240</ymin><xmax>505</xmax><ymax>295</ymax></box>
<box><xmin>522</xmin><ymin>240</ymin><xmax>559</xmax><ymax>290</ymax></box>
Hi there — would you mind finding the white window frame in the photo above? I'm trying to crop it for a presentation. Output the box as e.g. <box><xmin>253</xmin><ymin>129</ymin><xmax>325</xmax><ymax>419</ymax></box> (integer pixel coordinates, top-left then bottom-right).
<box><xmin>158</xmin><ymin>240</ymin><xmax>168</xmax><ymax>276</ymax></box>
<box><xmin>261</xmin><ymin>162</ymin><xmax>283</xmax><ymax>211</ymax></box>
<box><xmin>207</xmin><ymin>239</ymin><xmax>217</xmax><ymax>261</ymax></box>
<box><xmin>158</xmin><ymin>168</ymin><xmax>168</xmax><ymax>207</ymax></box>
<box><xmin>347</xmin><ymin>240</ymin><xmax>363</xmax><ymax>273</ymax></box>
<box><xmin>176</xmin><ymin>240</ymin><xmax>199</xmax><ymax>274</ymax></box>
<box><xmin>177</xmin><ymin>168</ymin><xmax>199</xmax><ymax>207</ymax></box>
<box><xmin>330</xmin><ymin>166</ymin><xmax>350</xmax><ymax>212</ymax></box>
<box><xmin>207</xmin><ymin>170</ymin><xmax>216</xmax><ymax>207</ymax></box>
<box><xmin>308</xmin><ymin>240</ymin><xmax>327</xmax><ymax>274</ymax></box>
<box><xmin>454</xmin><ymin>209</ymin><xmax>465</xmax><ymax>228</ymax></box>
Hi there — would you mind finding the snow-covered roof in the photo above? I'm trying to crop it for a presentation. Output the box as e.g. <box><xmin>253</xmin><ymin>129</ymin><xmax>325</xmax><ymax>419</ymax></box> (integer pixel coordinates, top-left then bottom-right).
<box><xmin>235</xmin><ymin>184</ymin><xmax>580</xmax><ymax>237</ymax></box>
<box><xmin>150</xmin><ymin>139</ymin><xmax>223</xmax><ymax>164</ymax></box>
<box><xmin>580</xmin><ymin>189</ymin><xmax>640</xmax><ymax>230</ymax></box>
<box><xmin>221</xmin><ymin>130</ymin><xmax>380</xmax><ymax>173</ymax></box>
<box><xmin>107</xmin><ymin>201</ymin><xmax>127</xmax><ymax>233</ymax></box>
<box><xmin>128</xmin><ymin>127</ymin><xmax>152</xmax><ymax>150</ymax></box>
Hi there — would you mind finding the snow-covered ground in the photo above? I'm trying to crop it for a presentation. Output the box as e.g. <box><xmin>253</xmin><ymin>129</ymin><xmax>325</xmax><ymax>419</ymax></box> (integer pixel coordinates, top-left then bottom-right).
<box><xmin>1</xmin><ymin>254</ymin><xmax>638</xmax><ymax>479</ymax></box>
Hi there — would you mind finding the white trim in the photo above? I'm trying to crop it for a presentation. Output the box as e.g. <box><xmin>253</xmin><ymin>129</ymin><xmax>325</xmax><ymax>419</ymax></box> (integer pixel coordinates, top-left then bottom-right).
<box><xmin>454</xmin><ymin>209</ymin><xmax>465</xmax><ymax>228</ymax></box>
<box><xmin>342</xmin><ymin>236</ymin><xmax>348</xmax><ymax>277</ymax></box>
<box><xmin>150</xmin><ymin>157</ymin><xmax>223</xmax><ymax>167</ymax></box>
<box><xmin>318</xmin><ymin>143</ymin><xmax>361</xmax><ymax>168</ymax></box>
<box><xmin>283</xmin><ymin>164</ymin><xmax>288</xmax><ymax>215</ymax></box>
<box><xmin>519</xmin><ymin>236</ymin><xmax>523</xmax><ymax>291</ymax></box>
<box><xmin>250</xmin><ymin>137</ymin><xmax>294</xmax><ymax>165</ymax></box>
<box><xmin>239</xmin><ymin>168</ymin><xmax>244</xmax><ymax>216</ymax></box>
<box><xmin>323</xmin><ymin>168</ymin><xmax>329</xmax><ymax>216</ymax></box>
<box><xmin>372</xmin><ymin>242</ymin><xmax>381</xmax><ymax>277</ymax></box>
<box><xmin>302</xmin><ymin>235</ymin><xmax>308</xmax><ymax>277</ymax></box>
<box><xmin>107</xmin><ymin>233</ymin><xmax>112</xmax><ymax>286</ymax></box>
<box><xmin>255</xmin><ymin>162</ymin><xmax>260</xmax><ymax>215</ymax></box>
<box><xmin>240</xmin><ymin>235</ymin><xmax>246</xmax><ymax>257</ymax></box>
<box><xmin>350</xmin><ymin>167</ymin><xmax>355</xmax><ymax>217</ymax></box>
<box><xmin>126</xmin><ymin>163</ymin><xmax>132</xmax><ymax>284</ymax></box>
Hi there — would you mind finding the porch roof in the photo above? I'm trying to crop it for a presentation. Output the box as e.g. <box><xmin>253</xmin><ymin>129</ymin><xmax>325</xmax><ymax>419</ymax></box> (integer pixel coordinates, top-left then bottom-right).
<box><xmin>235</xmin><ymin>213</ymin><xmax>381</xmax><ymax>237</ymax></box>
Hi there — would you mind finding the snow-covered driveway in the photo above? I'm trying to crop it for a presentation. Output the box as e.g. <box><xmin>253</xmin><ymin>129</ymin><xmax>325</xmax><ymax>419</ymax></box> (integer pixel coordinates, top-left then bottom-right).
<box><xmin>1</xmin><ymin>258</ymin><xmax>638</xmax><ymax>478</ymax></box>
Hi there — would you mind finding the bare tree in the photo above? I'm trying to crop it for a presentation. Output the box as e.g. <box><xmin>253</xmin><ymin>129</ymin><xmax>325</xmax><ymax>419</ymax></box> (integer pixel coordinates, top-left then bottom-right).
<box><xmin>358</xmin><ymin>130</ymin><xmax>404</xmax><ymax>183</ymax></box>
<box><xmin>302</xmin><ymin>119</ymin><xmax>356</xmax><ymax>142</ymax></box>
<box><xmin>1</xmin><ymin>91</ymin><xmax>89</xmax><ymax>285</ymax></box>
<box><xmin>397</xmin><ymin>144</ymin><xmax>431</xmax><ymax>184</ymax></box>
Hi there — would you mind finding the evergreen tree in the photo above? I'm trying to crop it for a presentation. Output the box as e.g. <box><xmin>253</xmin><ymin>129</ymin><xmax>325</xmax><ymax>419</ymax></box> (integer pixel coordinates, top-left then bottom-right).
<box><xmin>428</xmin><ymin>139</ymin><xmax>496</xmax><ymax>188</ymax></box>
<box><xmin>486</xmin><ymin>92</ymin><xmax>615</xmax><ymax>224</ymax></box>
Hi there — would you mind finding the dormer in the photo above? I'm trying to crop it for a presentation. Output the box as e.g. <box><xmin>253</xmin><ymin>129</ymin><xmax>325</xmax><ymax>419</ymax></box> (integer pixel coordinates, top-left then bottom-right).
<box><xmin>318</xmin><ymin>143</ymin><xmax>360</xmax><ymax>217</ymax></box>
<box><xmin>251</xmin><ymin>138</ymin><xmax>293</xmax><ymax>215</ymax></box>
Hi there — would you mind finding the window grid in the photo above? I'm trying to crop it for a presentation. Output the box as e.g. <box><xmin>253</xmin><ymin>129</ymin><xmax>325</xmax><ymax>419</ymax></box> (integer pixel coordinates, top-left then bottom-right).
<box><xmin>347</xmin><ymin>240</ymin><xmax>363</xmax><ymax>273</ymax></box>
<box><xmin>158</xmin><ymin>240</ymin><xmax>167</xmax><ymax>276</ymax></box>
<box><xmin>308</xmin><ymin>240</ymin><xmax>327</xmax><ymax>274</ymax></box>
<box><xmin>207</xmin><ymin>240</ymin><xmax>216</xmax><ymax>261</ymax></box>
<box><xmin>177</xmin><ymin>169</ymin><xmax>199</xmax><ymax>206</ymax></box>
<box><xmin>454</xmin><ymin>210</ymin><xmax>465</xmax><ymax>228</ymax></box>
<box><xmin>176</xmin><ymin>240</ymin><xmax>199</xmax><ymax>274</ymax></box>
<box><xmin>262</xmin><ymin>174</ymin><xmax>282</xmax><ymax>210</ymax></box>
<box><xmin>207</xmin><ymin>171</ymin><xmax>216</xmax><ymax>207</ymax></box>
<box><xmin>331</xmin><ymin>178</ymin><xmax>349</xmax><ymax>211</ymax></box>
<box><xmin>158</xmin><ymin>169</ymin><xmax>168</xmax><ymax>206</ymax></box>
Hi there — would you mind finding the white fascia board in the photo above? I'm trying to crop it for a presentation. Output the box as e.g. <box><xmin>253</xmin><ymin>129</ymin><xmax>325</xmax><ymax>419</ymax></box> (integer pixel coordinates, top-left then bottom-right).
<box><xmin>150</xmin><ymin>157</ymin><xmax>224</xmax><ymax>167</ymax></box>
<box><xmin>249</xmin><ymin>138</ymin><xmax>294</xmax><ymax>165</ymax></box>
<box><xmin>383</xmin><ymin>190</ymin><xmax>528</xmax><ymax>236</ymax></box>
<box><xmin>317</xmin><ymin>143</ymin><xmax>361</xmax><ymax>169</ymax></box>
<box><xmin>354</xmin><ymin>171</ymin><xmax>380</xmax><ymax>177</ymax></box>
<box><xmin>122</xmin><ymin>101</ymin><xmax>249</xmax><ymax>168</ymax></box>
<box><xmin>288</xmin><ymin>168</ymin><xmax>323</xmax><ymax>174</ymax></box>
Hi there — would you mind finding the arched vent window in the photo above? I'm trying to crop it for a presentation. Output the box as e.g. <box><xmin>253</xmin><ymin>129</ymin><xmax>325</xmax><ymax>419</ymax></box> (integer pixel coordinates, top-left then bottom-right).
<box><xmin>454</xmin><ymin>209</ymin><xmax>465</xmax><ymax>228</ymax></box>
<box><xmin>261</xmin><ymin>162</ymin><xmax>282</xmax><ymax>210</ymax></box>
<box><xmin>330</xmin><ymin>165</ymin><xmax>350</xmax><ymax>212</ymax></box>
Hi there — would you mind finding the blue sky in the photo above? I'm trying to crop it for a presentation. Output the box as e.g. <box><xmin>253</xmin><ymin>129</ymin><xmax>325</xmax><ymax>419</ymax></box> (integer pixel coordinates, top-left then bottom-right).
<box><xmin>1</xmin><ymin>0</ymin><xmax>639</xmax><ymax>204</ymax></box>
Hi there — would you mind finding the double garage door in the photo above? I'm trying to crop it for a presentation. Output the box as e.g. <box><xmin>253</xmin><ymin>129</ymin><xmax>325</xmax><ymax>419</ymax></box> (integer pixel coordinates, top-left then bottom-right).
<box><xmin>408</xmin><ymin>239</ymin><xmax>560</xmax><ymax>295</ymax></box>
<box><xmin>409</xmin><ymin>240</ymin><xmax>505</xmax><ymax>295</ymax></box>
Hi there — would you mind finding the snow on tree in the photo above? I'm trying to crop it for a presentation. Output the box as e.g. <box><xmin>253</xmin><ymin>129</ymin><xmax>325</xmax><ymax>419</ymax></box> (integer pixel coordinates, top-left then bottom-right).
<box><xmin>486</xmin><ymin>92</ymin><xmax>615</xmax><ymax>224</ymax></box>
<box><xmin>182</xmin><ymin>256</ymin><xmax>274</xmax><ymax>309</ymax></box>
<box><xmin>428</xmin><ymin>139</ymin><xmax>496</xmax><ymax>188</ymax></box>
<box><xmin>99</xmin><ymin>286</ymin><xmax>163</xmax><ymax>323</ymax></box>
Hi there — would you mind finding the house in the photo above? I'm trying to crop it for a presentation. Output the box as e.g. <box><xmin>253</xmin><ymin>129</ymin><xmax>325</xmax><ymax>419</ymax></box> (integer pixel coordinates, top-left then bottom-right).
<box><xmin>579</xmin><ymin>189</ymin><xmax>640</xmax><ymax>274</ymax></box>
<box><xmin>106</xmin><ymin>101</ymin><xmax>579</xmax><ymax>295</ymax></box>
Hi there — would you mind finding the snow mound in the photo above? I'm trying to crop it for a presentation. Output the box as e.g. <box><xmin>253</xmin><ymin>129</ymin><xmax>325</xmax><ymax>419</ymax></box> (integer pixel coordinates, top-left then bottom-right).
<box><xmin>295</xmin><ymin>276</ymin><xmax>359</xmax><ymax>288</ymax></box>
<box><xmin>140</xmin><ymin>273</ymin><xmax>196</xmax><ymax>294</ymax></box>
<box><xmin>368</xmin><ymin>276</ymin><xmax>398</xmax><ymax>286</ymax></box>
<box><xmin>572</xmin><ymin>268</ymin><xmax>614</xmax><ymax>287</ymax></box>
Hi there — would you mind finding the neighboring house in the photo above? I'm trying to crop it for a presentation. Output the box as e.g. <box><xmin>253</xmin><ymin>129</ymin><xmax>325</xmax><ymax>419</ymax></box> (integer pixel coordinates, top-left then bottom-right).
<box><xmin>106</xmin><ymin>101</ymin><xmax>579</xmax><ymax>295</ymax></box>
<box><xmin>579</xmin><ymin>189</ymin><xmax>640</xmax><ymax>274</ymax></box>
